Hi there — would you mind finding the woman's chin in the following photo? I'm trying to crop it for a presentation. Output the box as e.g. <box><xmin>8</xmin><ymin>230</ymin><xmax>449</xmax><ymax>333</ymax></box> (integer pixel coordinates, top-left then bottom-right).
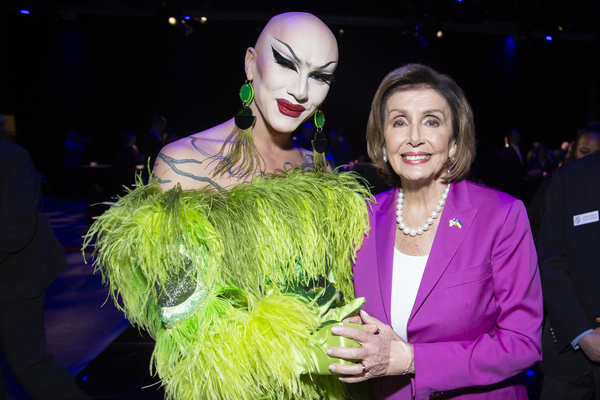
<box><xmin>266</xmin><ymin>120</ymin><xmax>303</xmax><ymax>135</ymax></box>
<box><xmin>399</xmin><ymin>174</ymin><xmax>445</xmax><ymax>188</ymax></box>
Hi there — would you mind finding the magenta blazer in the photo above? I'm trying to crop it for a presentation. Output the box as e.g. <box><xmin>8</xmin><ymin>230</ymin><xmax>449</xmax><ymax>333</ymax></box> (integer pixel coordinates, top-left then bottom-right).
<box><xmin>353</xmin><ymin>179</ymin><xmax>543</xmax><ymax>400</ymax></box>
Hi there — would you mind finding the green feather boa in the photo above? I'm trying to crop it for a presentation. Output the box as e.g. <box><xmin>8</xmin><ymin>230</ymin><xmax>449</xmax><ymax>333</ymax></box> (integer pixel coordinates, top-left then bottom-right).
<box><xmin>85</xmin><ymin>169</ymin><xmax>372</xmax><ymax>400</ymax></box>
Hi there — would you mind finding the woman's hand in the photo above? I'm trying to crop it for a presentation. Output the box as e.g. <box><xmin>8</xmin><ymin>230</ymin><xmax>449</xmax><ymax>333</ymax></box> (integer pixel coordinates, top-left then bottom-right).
<box><xmin>327</xmin><ymin>310</ymin><xmax>415</xmax><ymax>383</ymax></box>
<box><xmin>343</xmin><ymin>313</ymin><xmax>380</xmax><ymax>334</ymax></box>
<box><xmin>342</xmin><ymin>313</ymin><xmax>363</xmax><ymax>325</ymax></box>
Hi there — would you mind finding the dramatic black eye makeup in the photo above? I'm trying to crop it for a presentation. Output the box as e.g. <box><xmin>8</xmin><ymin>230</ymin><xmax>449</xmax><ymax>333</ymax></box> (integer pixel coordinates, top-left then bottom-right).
<box><xmin>309</xmin><ymin>71</ymin><xmax>334</xmax><ymax>84</ymax></box>
<box><xmin>272</xmin><ymin>46</ymin><xmax>297</xmax><ymax>72</ymax></box>
<box><xmin>271</xmin><ymin>45</ymin><xmax>335</xmax><ymax>84</ymax></box>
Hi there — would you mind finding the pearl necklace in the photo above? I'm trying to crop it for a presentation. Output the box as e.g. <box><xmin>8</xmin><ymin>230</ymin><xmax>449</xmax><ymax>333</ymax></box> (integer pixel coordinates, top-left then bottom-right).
<box><xmin>396</xmin><ymin>184</ymin><xmax>450</xmax><ymax>236</ymax></box>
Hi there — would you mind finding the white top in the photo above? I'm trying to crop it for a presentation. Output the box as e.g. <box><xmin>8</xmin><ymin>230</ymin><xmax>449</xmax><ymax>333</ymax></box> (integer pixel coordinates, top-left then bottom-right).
<box><xmin>391</xmin><ymin>248</ymin><xmax>428</xmax><ymax>342</ymax></box>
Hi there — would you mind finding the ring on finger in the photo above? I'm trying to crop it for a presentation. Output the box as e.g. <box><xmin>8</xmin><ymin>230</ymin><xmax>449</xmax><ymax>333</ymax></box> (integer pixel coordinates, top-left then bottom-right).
<box><xmin>361</xmin><ymin>363</ymin><xmax>366</xmax><ymax>374</ymax></box>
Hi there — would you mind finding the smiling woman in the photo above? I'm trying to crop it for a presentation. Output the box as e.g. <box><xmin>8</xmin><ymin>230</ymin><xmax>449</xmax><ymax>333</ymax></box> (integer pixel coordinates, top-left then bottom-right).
<box><xmin>326</xmin><ymin>64</ymin><xmax>543</xmax><ymax>400</ymax></box>
<box><xmin>381</xmin><ymin>88</ymin><xmax>457</xmax><ymax>189</ymax></box>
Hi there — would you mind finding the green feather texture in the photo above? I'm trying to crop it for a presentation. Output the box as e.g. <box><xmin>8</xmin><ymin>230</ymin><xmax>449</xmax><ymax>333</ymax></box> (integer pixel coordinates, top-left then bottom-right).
<box><xmin>84</xmin><ymin>168</ymin><xmax>373</xmax><ymax>400</ymax></box>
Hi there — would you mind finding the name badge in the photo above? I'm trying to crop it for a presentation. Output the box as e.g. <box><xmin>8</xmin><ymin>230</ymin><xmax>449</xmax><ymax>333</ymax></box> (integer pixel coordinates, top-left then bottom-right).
<box><xmin>573</xmin><ymin>211</ymin><xmax>599</xmax><ymax>227</ymax></box>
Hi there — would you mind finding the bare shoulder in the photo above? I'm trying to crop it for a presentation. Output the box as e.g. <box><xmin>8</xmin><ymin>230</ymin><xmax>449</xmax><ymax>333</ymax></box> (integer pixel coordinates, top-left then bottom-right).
<box><xmin>153</xmin><ymin>121</ymin><xmax>234</xmax><ymax>191</ymax></box>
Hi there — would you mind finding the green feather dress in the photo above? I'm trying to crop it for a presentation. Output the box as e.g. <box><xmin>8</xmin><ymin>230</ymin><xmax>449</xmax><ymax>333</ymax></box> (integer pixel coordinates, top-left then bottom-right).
<box><xmin>85</xmin><ymin>168</ymin><xmax>372</xmax><ymax>399</ymax></box>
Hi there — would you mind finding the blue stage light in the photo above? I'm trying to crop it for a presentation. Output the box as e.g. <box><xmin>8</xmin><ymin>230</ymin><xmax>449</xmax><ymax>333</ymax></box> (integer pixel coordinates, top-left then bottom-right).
<box><xmin>184</xmin><ymin>16</ymin><xmax>191</xmax><ymax>20</ymax></box>
<box><xmin>20</xmin><ymin>9</ymin><xmax>30</xmax><ymax>14</ymax></box>
<box><xmin>526</xmin><ymin>370</ymin><xmax>534</xmax><ymax>376</ymax></box>
<box><xmin>545</xmin><ymin>36</ymin><xmax>553</xmax><ymax>41</ymax></box>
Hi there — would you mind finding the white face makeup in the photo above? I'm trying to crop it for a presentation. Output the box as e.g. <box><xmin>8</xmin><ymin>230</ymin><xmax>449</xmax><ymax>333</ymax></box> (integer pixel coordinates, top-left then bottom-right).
<box><xmin>382</xmin><ymin>88</ymin><xmax>457</xmax><ymax>187</ymax></box>
<box><xmin>245</xmin><ymin>13</ymin><xmax>338</xmax><ymax>134</ymax></box>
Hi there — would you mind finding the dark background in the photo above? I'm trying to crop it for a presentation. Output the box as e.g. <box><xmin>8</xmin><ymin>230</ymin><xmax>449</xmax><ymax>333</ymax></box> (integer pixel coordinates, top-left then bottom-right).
<box><xmin>1</xmin><ymin>0</ymin><xmax>599</xmax><ymax>195</ymax></box>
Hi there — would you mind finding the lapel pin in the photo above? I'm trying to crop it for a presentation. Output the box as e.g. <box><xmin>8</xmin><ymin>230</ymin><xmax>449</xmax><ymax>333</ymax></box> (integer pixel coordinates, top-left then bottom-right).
<box><xmin>449</xmin><ymin>218</ymin><xmax>463</xmax><ymax>228</ymax></box>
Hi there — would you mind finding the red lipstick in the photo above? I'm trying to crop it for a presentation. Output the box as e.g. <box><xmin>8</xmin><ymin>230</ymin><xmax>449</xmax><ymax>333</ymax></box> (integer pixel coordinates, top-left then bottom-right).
<box><xmin>277</xmin><ymin>99</ymin><xmax>305</xmax><ymax>118</ymax></box>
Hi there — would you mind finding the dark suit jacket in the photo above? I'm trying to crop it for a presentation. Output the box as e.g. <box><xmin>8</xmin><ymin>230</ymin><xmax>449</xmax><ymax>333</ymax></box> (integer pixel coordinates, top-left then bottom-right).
<box><xmin>538</xmin><ymin>150</ymin><xmax>600</xmax><ymax>382</ymax></box>
<box><xmin>0</xmin><ymin>139</ymin><xmax>68</xmax><ymax>302</ymax></box>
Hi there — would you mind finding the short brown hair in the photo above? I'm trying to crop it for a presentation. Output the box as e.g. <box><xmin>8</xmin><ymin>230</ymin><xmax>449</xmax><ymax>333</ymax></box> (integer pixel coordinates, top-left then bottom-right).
<box><xmin>366</xmin><ymin>63</ymin><xmax>476</xmax><ymax>186</ymax></box>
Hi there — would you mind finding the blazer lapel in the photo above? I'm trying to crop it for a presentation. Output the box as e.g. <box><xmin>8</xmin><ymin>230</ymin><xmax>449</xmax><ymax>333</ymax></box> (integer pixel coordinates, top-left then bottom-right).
<box><xmin>409</xmin><ymin>180</ymin><xmax>478</xmax><ymax>322</ymax></box>
<box><xmin>376</xmin><ymin>187</ymin><xmax>398</xmax><ymax>325</ymax></box>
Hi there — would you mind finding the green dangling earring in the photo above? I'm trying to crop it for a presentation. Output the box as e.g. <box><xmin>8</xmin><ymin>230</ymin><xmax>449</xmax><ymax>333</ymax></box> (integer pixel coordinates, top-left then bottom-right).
<box><xmin>235</xmin><ymin>81</ymin><xmax>256</xmax><ymax>130</ymax></box>
<box><xmin>311</xmin><ymin>109</ymin><xmax>328</xmax><ymax>173</ymax></box>
<box><xmin>313</xmin><ymin>109</ymin><xmax>325</xmax><ymax>133</ymax></box>
<box><xmin>214</xmin><ymin>80</ymin><xmax>260</xmax><ymax>178</ymax></box>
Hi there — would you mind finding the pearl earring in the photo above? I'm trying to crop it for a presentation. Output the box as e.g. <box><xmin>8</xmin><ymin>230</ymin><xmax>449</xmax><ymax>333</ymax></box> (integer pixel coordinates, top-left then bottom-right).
<box><xmin>447</xmin><ymin>156</ymin><xmax>455</xmax><ymax>175</ymax></box>
<box><xmin>383</xmin><ymin>155</ymin><xmax>388</xmax><ymax>162</ymax></box>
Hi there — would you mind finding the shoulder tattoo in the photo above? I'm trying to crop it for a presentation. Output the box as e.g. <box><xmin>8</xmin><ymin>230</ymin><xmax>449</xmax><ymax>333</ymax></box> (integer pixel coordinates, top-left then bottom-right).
<box><xmin>155</xmin><ymin>153</ymin><xmax>224</xmax><ymax>191</ymax></box>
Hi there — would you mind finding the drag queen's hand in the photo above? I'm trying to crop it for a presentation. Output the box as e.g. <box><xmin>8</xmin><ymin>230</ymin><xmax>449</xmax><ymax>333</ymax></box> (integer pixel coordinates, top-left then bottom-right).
<box><xmin>327</xmin><ymin>310</ymin><xmax>414</xmax><ymax>383</ymax></box>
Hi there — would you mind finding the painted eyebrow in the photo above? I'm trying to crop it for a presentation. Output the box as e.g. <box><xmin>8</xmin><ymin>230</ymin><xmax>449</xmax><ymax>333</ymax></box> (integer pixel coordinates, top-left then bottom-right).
<box><xmin>274</xmin><ymin>38</ymin><xmax>301</xmax><ymax>64</ymax></box>
<box><xmin>273</xmin><ymin>38</ymin><xmax>337</xmax><ymax>70</ymax></box>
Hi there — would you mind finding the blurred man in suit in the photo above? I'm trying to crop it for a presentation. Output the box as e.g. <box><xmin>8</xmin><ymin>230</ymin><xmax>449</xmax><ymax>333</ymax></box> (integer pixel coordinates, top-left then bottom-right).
<box><xmin>0</xmin><ymin>138</ymin><xmax>90</xmax><ymax>399</ymax></box>
<box><xmin>538</xmin><ymin>149</ymin><xmax>600</xmax><ymax>399</ymax></box>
